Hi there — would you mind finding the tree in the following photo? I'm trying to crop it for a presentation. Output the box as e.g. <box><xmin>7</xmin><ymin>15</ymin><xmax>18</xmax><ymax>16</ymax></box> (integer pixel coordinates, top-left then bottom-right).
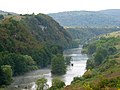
<box><xmin>65</xmin><ymin>56</ymin><xmax>71</xmax><ymax>65</ymax></box>
<box><xmin>108</xmin><ymin>46</ymin><xmax>117</xmax><ymax>55</ymax></box>
<box><xmin>36</xmin><ymin>77</ymin><xmax>47</xmax><ymax>90</ymax></box>
<box><xmin>0</xmin><ymin>15</ymin><xmax>4</xmax><ymax>20</ymax></box>
<box><xmin>49</xmin><ymin>78</ymin><xmax>65</xmax><ymax>90</ymax></box>
<box><xmin>0</xmin><ymin>65</ymin><xmax>13</xmax><ymax>85</ymax></box>
<box><xmin>94</xmin><ymin>52</ymin><xmax>104</xmax><ymax>66</ymax></box>
<box><xmin>96</xmin><ymin>47</ymin><xmax>108</xmax><ymax>58</ymax></box>
<box><xmin>51</xmin><ymin>54</ymin><xmax>66</xmax><ymax>75</ymax></box>
<box><xmin>87</xmin><ymin>44</ymin><xmax>96</xmax><ymax>55</ymax></box>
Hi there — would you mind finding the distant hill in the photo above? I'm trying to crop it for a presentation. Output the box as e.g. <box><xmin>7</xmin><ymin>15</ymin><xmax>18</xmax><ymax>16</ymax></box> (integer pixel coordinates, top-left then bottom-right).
<box><xmin>66</xmin><ymin>27</ymin><xmax>120</xmax><ymax>44</ymax></box>
<box><xmin>99</xmin><ymin>9</ymin><xmax>120</xmax><ymax>19</ymax></box>
<box><xmin>49</xmin><ymin>9</ymin><xmax>120</xmax><ymax>27</ymax></box>
<box><xmin>0</xmin><ymin>10</ymin><xmax>16</xmax><ymax>15</ymax></box>
<box><xmin>49</xmin><ymin>9</ymin><xmax>120</xmax><ymax>44</ymax></box>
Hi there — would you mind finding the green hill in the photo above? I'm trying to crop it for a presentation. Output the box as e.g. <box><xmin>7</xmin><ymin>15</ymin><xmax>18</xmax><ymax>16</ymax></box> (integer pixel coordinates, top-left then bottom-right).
<box><xmin>49</xmin><ymin>9</ymin><xmax>120</xmax><ymax>44</ymax></box>
<box><xmin>66</xmin><ymin>27</ymin><xmax>120</xmax><ymax>44</ymax></box>
<box><xmin>0</xmin><ymin>14</ymin><xmax>72</xmax><ymax>52</ymax></box>
<box><xmin>62</xmin><ymin>35</ymin><xmax>120</xmax><ymax>90</ymax></box>
<box><xmin>49</xmin><ymin>9</ymin><xmax>120</xmax><ymax>27</ymax></box>
<box><xmin>0</xmin><ymin>13</ymin><xmax>72</xmax><ymax>86</ymax></box>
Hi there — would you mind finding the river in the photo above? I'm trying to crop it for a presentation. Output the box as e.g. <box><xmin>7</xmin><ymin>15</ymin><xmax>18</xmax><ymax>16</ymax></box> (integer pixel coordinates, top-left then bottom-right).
<box><xmin>7</xmin><ymin>45</ymin><xmax>88</xmax><ymax>90</ymax></box>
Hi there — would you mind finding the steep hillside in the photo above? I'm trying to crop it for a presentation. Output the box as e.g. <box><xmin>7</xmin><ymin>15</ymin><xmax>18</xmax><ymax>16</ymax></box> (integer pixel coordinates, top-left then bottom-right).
<box><xmin>66</xmin><ymin>27</ymin><xmax>120</xmax><ymax>44</ymax></box>
<box><xmin>62</xmin><ymin>35</ymin><xmax>120</xmax><ymax>90</ymax></box>
<box><xmin>49</xmin><ymin>9</ymin><xmax>120</xmax><ymax>44</ymax></box>
<box><xmin>49</xmin><ymin>9</ymin><xmax>120</xmax><ymax>27</ymax></box>
<box><xmin>0</xmin><ymin>14</ymin><xmax>72</xmax><ymax>51</ymax></box>
<box><xmin>0</xmin><ymin>13</ymin><xmax>72</xmax><ymax>86</ymax></box>
<box><xmin>22</xmin><ymin>14</ymin><xmax>72</xmax><ymax>47</ymax></box>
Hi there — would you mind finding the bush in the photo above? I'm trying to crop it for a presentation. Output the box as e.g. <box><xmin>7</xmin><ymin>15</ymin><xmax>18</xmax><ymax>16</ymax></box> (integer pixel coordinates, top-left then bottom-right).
<box><xmin>72</xmin><ymin>76</ymin><xmax>85</xmax><ymax>83</ymax></box>
<box><xmin>51</xmin><ymin>78</ymin><xmax>65</xmax><ymax>89</ymax></box>
<box><xmin>83</xmin><ymin>69</ymin><xmax>93</xmax><ymax>79</ymax></box>
<box><xmin>0</xmin><ymin>65</ymin><xmax>13</xmax><ymax>85</ymax></box>
<box><xmin>36</xmin><ymin>77</ymin><xmax>47</xmax><ymax>90</ymax></box>
<box><xmin>51</xmin><ymin>54</ymin><xmax>66</xmax><ymax>75</ymax></box>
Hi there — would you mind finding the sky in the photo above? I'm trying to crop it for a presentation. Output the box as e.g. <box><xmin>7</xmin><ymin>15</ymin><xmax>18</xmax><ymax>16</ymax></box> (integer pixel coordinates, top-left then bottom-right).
<box><xmin>0</xmin><ymin>0</ymin><xmax>120</xmax><ymax>14</ymax></box>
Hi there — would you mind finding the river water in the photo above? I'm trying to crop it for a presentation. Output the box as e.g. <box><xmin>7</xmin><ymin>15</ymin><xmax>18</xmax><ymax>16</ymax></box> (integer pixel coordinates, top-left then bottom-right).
<box><xmin>7</xmin><ymin>45</ymin><xmax>88</xmax><ymax>90</ymax></box>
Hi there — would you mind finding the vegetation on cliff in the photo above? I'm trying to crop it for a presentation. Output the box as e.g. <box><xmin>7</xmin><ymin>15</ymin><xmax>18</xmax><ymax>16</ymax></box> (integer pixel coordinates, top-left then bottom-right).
<box><xmin>0</xmin><ymin>13</ymin><xmax>72</xmax><ymax>86</ymax></box>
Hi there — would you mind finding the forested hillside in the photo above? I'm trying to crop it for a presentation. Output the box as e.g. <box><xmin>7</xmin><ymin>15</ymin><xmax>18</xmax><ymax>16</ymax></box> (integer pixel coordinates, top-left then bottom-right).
<box><xmin>62</xmin><ymin>33</ymin><xmax>120</xmax><ymax>90</ymax></box>
<box><xmin>66</xmin><ymin>27</ymin><xmax>120</xmax><ymax>44</ymax></box>
<box><xmin>49</xmin><ymin>9</ymin><xmax>120</xmax><ymax>44</ymax></box>
<box><xmin>0</xmin><ymin>13</ymin><xmax>72</xmax><ymax>86</ymax></box>
<box><xmin>49</xmin><ymin>9</ymin><xmax>120</xmax><ymax>27</ymax></box>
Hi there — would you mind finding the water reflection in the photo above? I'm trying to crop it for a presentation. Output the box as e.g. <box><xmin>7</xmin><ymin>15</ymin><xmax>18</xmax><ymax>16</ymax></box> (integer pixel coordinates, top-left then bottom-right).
<box><xmin>7</xmin><ymin>46</ymin><xmax>88</xmax><ymax>90</ymax></box>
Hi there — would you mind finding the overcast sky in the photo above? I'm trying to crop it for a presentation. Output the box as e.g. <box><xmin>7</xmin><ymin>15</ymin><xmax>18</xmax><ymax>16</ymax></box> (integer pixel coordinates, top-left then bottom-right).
<box><xmin>0</xmin><ymin>0</ymin><xmax>120</xmax><ymax>14</ymax></box>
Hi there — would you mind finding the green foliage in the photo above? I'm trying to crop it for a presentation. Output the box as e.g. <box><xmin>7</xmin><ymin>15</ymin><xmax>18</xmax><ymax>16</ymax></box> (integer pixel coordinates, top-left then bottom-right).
<box><xmin>87</xmin><ymin>44</ymin><xmax>96</xmax><ymax>55</ymax></box>
<box><xmin>50</xmin><ymin>78</ymin><xmax>65</xmax><ymax>89</ymax></box>
<box><xmin>36</xmin><ymin>77</ymin><xmax>47</xmax><ymax>90</ymax></box>
<box><xmin>23</xmin><ymin>14</ymin><xmax>72</xmax><ymax>49</ymax></box>
<box><xmin>0</xmin><ymin>65</ymin><xmax>12</xmax><ymax>85</ymax></box>
<box><xmin>85</xmin><ymin>37</ymin><xmax>118</xmax><ymax>69</ymax></box>
<box><xmin>86</xmin><ymin>59</ymin><xmax>94</xmax><ymax>70</ymax></box>
<box><xmin>0</xmin><ymin>13</ymin><xmax>72</xmax><ymax>87</ymax></box>
<box><xmin>72</xmin><ymin>76</ymin><xmax>85</xmax><ymax>83</ymax></box>
<box><xmin>94</xmin><ymin>52</ymin><xmax>104</xmax><ymax>66</ymax></box>
<box><xmin>108</xmin><ymin>46</ymin><xmax>117</xmax><ymax>55</ymax></box>
<box><xmin>0</xmin><ymin>15</ymin><xmax>4</xmax><ymax>20</ymax></box>
<box><xmin>51</xmin><ymin>54</ymin><xmax>66</xmax><ymax>75</ymax></box>
<box><xmin>83</xmin><ymin>83</ymin><xmax>93</xmax><ymax>90</ymax></box>
<box><xmin>93</xmin><ymin>77</ymin><xmax>120</xmax><ymax>90</ymax></box>
<box><xmin>83</xmin><ymin>69</ymin><xmax>93</xmax><ymax>79</ymax></box>
<box><xmin>49</xmin><ymin>45</ymin><xmax>63</xmax><ymax>55</ymax></box>
<box><xmin>66</xmin><ymin>36</ymin><xmax>120</xmax><ymax>90</ymax></box>
<box><xmin>0</xmin><ymin>52</ymin><xmax>38</xmax><ymax>76</ymax></box>
<box><xmin>64</xmin><ymin>56</ymin><xmax>71</xmax><ymax>65</ymax></box>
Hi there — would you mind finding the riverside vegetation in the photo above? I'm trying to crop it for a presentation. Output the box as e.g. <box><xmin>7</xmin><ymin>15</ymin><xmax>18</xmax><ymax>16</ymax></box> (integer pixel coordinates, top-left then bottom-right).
<box><xmin>0</xmin><ymin>10</ymin><xmax>120</xmax><ymax>90</ymax></box>
<box><xmin>49</xmin><ymin>9</ymin><xmax>120</xmax><ymax>44</ymax></box>
<box><xmin>0</xmin><ymin>13</ymin><xmax>73</xmax><ymax>88</ymax></box>
<box><xmin>62</xmin><ymin>35</ymin><xmax>120</xmax><ymax>90</ymax></box>
<box><xmin>36</xmin><ymin>34</ymin><xmax>120</xmax><ymax>90</ymax></box>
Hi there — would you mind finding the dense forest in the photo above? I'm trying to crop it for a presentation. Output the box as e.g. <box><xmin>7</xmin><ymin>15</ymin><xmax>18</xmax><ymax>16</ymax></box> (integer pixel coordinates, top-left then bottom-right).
<box><xmin>0</xmin><ymin>13</ymin><xmax>72</xmax><ymax>86</ymax></box>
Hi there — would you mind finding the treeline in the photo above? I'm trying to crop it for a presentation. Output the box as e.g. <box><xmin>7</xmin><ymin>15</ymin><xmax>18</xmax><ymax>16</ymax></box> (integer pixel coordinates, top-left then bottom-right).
<box><xmin>83</xmin><ymin>37</ymin><xmax>118</xmax><ymax>69</ymax></box>
<box><xmin>0</xmin><ymin>45</ymin><xmax>64</xmax><ymax>86</ymax></box>
<box><xmin>66</xmin><ymin>27</ymin><xmax>120</xmax><ymax>44</ymax></box>
<box><xmin>0</xmin><ymin>13</ymin><xmax>72</xmax><ymax>86</ymax></box>
<box><xmin>64</xmin><ymin>37</ymin><xmax>120</xmax><ymax>90</ymax></box>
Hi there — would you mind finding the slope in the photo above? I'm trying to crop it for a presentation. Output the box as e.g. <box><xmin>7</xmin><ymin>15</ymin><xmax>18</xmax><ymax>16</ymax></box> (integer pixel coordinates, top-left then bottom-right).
<box><xmin>0</xmin><ymin>13</ymin><xmax>72</xmax><ymax>86</ymax></box>
<box><xmin>63</xmin><ymin>34</ymin><xmax>120</xmax><ymax>90</ymax></box>
<box><xmin>49</xmin><ymin>9</ymin><xmax>120</xmax><ymax>44</ymax></box>
<box><xmin>49</xmin><ymin>9</ymin><xmax>120</xmax><ymax>27</ymax></box>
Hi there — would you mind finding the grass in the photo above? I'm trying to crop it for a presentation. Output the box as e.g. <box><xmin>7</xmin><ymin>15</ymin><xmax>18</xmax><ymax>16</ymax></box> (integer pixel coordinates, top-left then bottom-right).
<box><xmin>62</xmin><ymin>35</ymin><xmax>120</xmax><ymax>90</ymax></box>
<box><xmin>0</xmin><ymin>88</ymin><xmax>6</xmax><ymax>90</ymax></box>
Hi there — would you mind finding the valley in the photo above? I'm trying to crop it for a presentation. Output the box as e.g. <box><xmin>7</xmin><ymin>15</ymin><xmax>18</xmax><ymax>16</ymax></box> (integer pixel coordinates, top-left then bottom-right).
<box><xmin>0</xmin><ymin>9</ymin><xmax>120</xmax><ymax>90</ymax></box>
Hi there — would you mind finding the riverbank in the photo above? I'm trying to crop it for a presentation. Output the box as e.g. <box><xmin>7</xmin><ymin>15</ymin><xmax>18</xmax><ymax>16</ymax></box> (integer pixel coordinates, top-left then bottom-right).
<box><xmin>7</xmin><ymin>46</ymin><xmax>88</xmax><ymax>90</ymax></box>
<box><xmin>63</xmin><ymin>37</ymin><xmax>120</xmax><ymax>90</ymax></box>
